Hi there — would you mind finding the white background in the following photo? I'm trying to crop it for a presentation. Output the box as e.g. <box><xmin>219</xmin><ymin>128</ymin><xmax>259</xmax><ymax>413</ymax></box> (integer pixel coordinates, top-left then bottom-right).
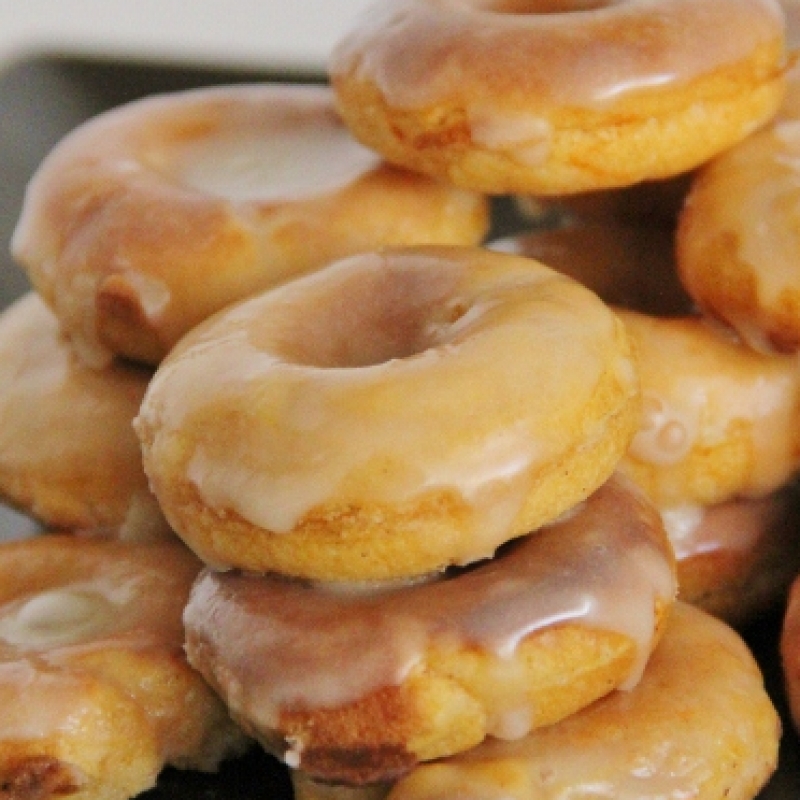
<box><xmin>0</xmin><ymin>0</ymin><xmax>374</xmax><ymax>74</ymax></box>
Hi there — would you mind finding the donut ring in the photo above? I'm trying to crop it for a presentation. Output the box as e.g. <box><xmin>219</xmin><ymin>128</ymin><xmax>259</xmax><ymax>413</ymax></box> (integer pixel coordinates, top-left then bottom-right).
<box><xmin>11</xmin><ymin>84</ymin><xmax>489</xmax><ymax>367</ymax></box>
<box><xmin>0</xmin><ymin>293</ymin><xmax>170</xmax><ymax>540</ymax></box>
<box><xmin>292</xmin><ymin>603</ymin><xmax>779</xmax><ymax>800</ymax></box>
<box><xmin>184</xmin><ymin>476</ymin><xmax>676</xmax><ymax>785</ymax></box>
<box><xmin>492</xmin><ymin>225</ymin><xmax>800</xmax><ymax>508</ymax></box>
<box><xmin>677</xmin><ymin>117</ymin><xmax>800</xmax><ymax>353</ymax></box>
<box><xmin>329</xmin><ymin>0</ymin><xmax>786</xmax><ymax>195</ymax></box>
<box><xmin>0</xmin><ymin>535</ymin><xmax>249</xmax><ymax>800</ymax></box>
<box><xmin>136</xmin><ymin>246</ymin><xmax>641</xmax><ymax>580</ymax></box>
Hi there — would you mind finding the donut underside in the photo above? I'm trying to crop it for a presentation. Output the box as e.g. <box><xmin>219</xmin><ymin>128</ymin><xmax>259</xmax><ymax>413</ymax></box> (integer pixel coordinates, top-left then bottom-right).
<box><xmin>149</xmin><ymin>363</ymin><xmax>637</xmax><ymax>581</ymax></box>
<box><xmin>333</xmin><ymin>44</ymin><xmax>784</xmax><ymax>195</ymax></box>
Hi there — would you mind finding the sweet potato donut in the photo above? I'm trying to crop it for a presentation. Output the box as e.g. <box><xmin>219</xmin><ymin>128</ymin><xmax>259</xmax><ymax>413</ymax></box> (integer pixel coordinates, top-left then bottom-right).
<box><xmin>0</xmin><ymin>535</ymin><xmax>249</xmax><ymax>800</ymax></box>
<box><xmin>663</xmin><ymin>486</ymin><xmax>800</xmax><ymax>625</ymax></box>
<box><xmin>677</xmin><ymin>117</ymin><xmax>800</xmax><ymax>353</ymax></box>
<box><xmin>292</xmin><ymin>603</ymin><xmax>779</xmax><ymax>800</ymax></box>
<box><xmin>10</xmin><ymin>84</ymin><xmax>489</xmax><ymax>368</ymax></box>
<box><xmin>136</xmin><ymin>246</ymin><xmax>641</xmax><ymax>580</ymax></box>
<box><xmin>0</xmin><ymin>293</ymin><xmax>170</xmax><ymax>541</ymax></box>
<box><xmin>328</xmin><ymin>0</ymin><xmax>787</xmax><ymax>195</ymax></box>
<box><xmin>492</xmin><ymin>225</ymin><xmax>800</xmax><ymax>509</ymax></box>
<box><xmin>184</xmin><ymin>476</ymin><xmax>676</xmax><ymax>785</ymax></box>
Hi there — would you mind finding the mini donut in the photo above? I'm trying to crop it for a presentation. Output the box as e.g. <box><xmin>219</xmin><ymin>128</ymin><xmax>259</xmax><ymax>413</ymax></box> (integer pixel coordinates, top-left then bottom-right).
<box><xmin>663</xmin><ymin>486</ymin><xmax>800</xmax><ymax>625</ymax></box>
<box><xmin>329</xmin><ymin>0</ymin><xmax>786</xmax><ymax>195</ymax></box>
<box><xmin>136</xmin><ymin>246</ymin><xmax>641</xmax><ymax>580</ymax></box>
<box><xmin>492</xmin><ymin>225</ymin><xmax>800</xmax><ymax>509</ymax></box>
<box><xmin>292</xmin><ymin>603</ymin><xmax>779</xmax><ymax>800</ymax></box>
<box><xmin>0</xmin><ymin>293</ymin><xmax>170</xmax><ymax>541</ymax></box>
<box><xmin>0</xmin><ymin>534</ymin><xmax>249</xmax><ymax>800</ymax></box>
<box><xmin>10</xmin><ymin>84</ymin><xmax>489</xmax><ymax>368</ymax></box>
<box><xmin>677</xmin><ymin>117</ymin><xmax>800</xmax><ymax>353</ymax></box>
<box><xmin>184</xmin><ymin>476</ymin><xmax>677</xmax><ymax>785</ymax></box>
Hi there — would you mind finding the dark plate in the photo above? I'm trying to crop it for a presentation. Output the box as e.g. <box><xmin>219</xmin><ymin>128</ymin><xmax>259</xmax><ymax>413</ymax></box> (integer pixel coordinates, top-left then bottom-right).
<box><xmin>0</xmin><ymin>56</ymin><xmax>798</xmax><ymax>799</ymax></box>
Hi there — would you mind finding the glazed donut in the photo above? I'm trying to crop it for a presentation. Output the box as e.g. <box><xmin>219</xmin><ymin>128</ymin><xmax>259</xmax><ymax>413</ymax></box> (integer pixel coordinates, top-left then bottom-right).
<box><xmin>492</xmin><ymin>225</ymin><xmax>800</xmax><ymax>508</ymax></box>
<box><xmin>677</xmin><ymin>117</ymin><xmax>800</xmax><ymax>353</ymax></box>
<box><xmin>11</xmin><ymin>84</ymin><xmax>489</xmax><ymax>368</ymax></box>
<box><xmin>663</xmin><ymin>487</ymin><xmax>800</xmax><ymax>625</ymax></box>
<box><xmin>0</xmin><ymin>293</ymin><xmax>170</xmax><ymax>540</ymax></box>
<box><xmin>621</xmin><ymin>310</ymin><xmax>800</xmax><ymax>505</ymax></box>
<box><xmin>329</xmin><ymin>0</ymin><xmax>786</xmax><ymax>195</ymax></box>
<box><xmin>0</xmin><ymin>534</ymin><xmax>249</xmax><ymax>800</ymax></box>
<box><xmin>292</xmin><ymin>603</ymin><xmax>779</xmax><ymax>800</ymax></box>
<box><xmin>184</xmin><ymin>476</ymin><xmax>676</xmax><ymax>785</ymax></box>
<box><xmin>136</xmin><ymin>246</ymin><xmax>641</xmax><ymax>580</ymax></box>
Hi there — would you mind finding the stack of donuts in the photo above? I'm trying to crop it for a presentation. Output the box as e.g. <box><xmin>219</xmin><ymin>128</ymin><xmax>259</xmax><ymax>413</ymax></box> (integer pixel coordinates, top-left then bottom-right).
<box><xmin>3</xmin><ymin>0</ymin><xmax>800</xmax><ymax>799</ymax></box>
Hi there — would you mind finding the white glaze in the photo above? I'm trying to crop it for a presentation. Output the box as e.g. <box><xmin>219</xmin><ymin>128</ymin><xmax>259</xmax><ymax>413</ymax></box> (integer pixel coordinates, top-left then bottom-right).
<box><xmin>12</xmin><ymin>84</ymin><xmax>486</xmax><ymax>367</ymax></box>
<box><xmin>621</xmin><ymin>310</ymin><xmax>800</xmax><ymax>501</ymax></box>
<box><xmin>139</xmin><ymin>248</ymin><xmax>637</xmax><ymax>566</ymax></box>
<box><xmin>493</xmin><ymin>228</ymin><xmax>800</xmax><ymax>503</ymax></box>
<box><xmin>173</xmin><ymin>123</ymin><xmax>380</xmax><ymax>203</ymax></box>
<box><xmin>332</xmin><ymin>0</ymin><xmax>784</xmax><ymax>112</ymax></box>
<box><xmin>384</xmin><ymin>605</ymin><xmax>777</xmax><ymax>800</ymax></box>
<box><xmin>184</xmin><ymin>478</ymin><xmax>675</xmax><ymax>735</ymax></box>
<box><xmin>661</xmin><ymin>494</ymin><xmax>779</xmax><ymax>561</ymax></box>
<box><xmin>0</xmin><ymin>587</ymin><xmax>117</xmax><ymax>650</ymax></box>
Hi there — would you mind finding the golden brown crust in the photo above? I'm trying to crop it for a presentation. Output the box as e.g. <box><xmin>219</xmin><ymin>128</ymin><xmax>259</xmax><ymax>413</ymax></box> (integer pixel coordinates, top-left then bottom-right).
<box><xmin>0</xmin><ymin>294</ymin><xmax>168</xmax><ymax>539</ymax></box>
<box><xmin>138</xmin><ymin>247</ymin><xmax>641</xmax><ymax>580</ymax></box>
<box><xmin>676</xmin><ymin>118</ymin><xmax>800</xmax><ymax>354</ymax></box>
<box><xmin>291</xmin><ymin>604</ymin><xmax>779</xmax><ymax>800</ymax></box>
<box><xmin>0</xmin><ymin>757</ymin><xmax>85</xmax><ymax>800</ymax></box>
<box><xmin>12</xmin><ymin>85</ymin><xmax>489</xmax><ymax>367</ymax></box>
<box><xmin>147</xmin><ymin>390</ymin><xmax>637</xmax><ymax>580</ymax></box>
<box><xmin>330</xmin><ymin>0</ymin><xmax>786</xmax><ymax>194</ymax></box>
<box><xmin>493</xmin><ymin>225</ymin><xmax>800</xmax><ymax>509</ymax></box>
<box><xmin>268</xmin><ymin>626</ymin><xmax>643</xmax><ymax>785</ymax></box>
<box><xmin>0</xmin><ymin>536</ymin><xmax>249</xmax><ymax>800</ymax></box>
<box><xmin>184</xmin><ymin>477</ymin><xmax>676</xmax><ymax>785</ymax></box>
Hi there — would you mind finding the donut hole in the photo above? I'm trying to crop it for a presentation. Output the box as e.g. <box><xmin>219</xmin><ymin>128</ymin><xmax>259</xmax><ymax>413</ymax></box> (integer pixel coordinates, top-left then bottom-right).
<box><xmin>263</xmin><ymin>255</ymin><xmax>468</xmax><ymax>369</ymax></box>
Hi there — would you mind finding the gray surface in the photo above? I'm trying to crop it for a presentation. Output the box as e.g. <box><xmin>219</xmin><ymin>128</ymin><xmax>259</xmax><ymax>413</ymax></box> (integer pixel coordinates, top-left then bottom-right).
<box><xmin>0</xmin><ymin>55</ymin><xmax>798</xmax><ymax>799</ymax></box>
